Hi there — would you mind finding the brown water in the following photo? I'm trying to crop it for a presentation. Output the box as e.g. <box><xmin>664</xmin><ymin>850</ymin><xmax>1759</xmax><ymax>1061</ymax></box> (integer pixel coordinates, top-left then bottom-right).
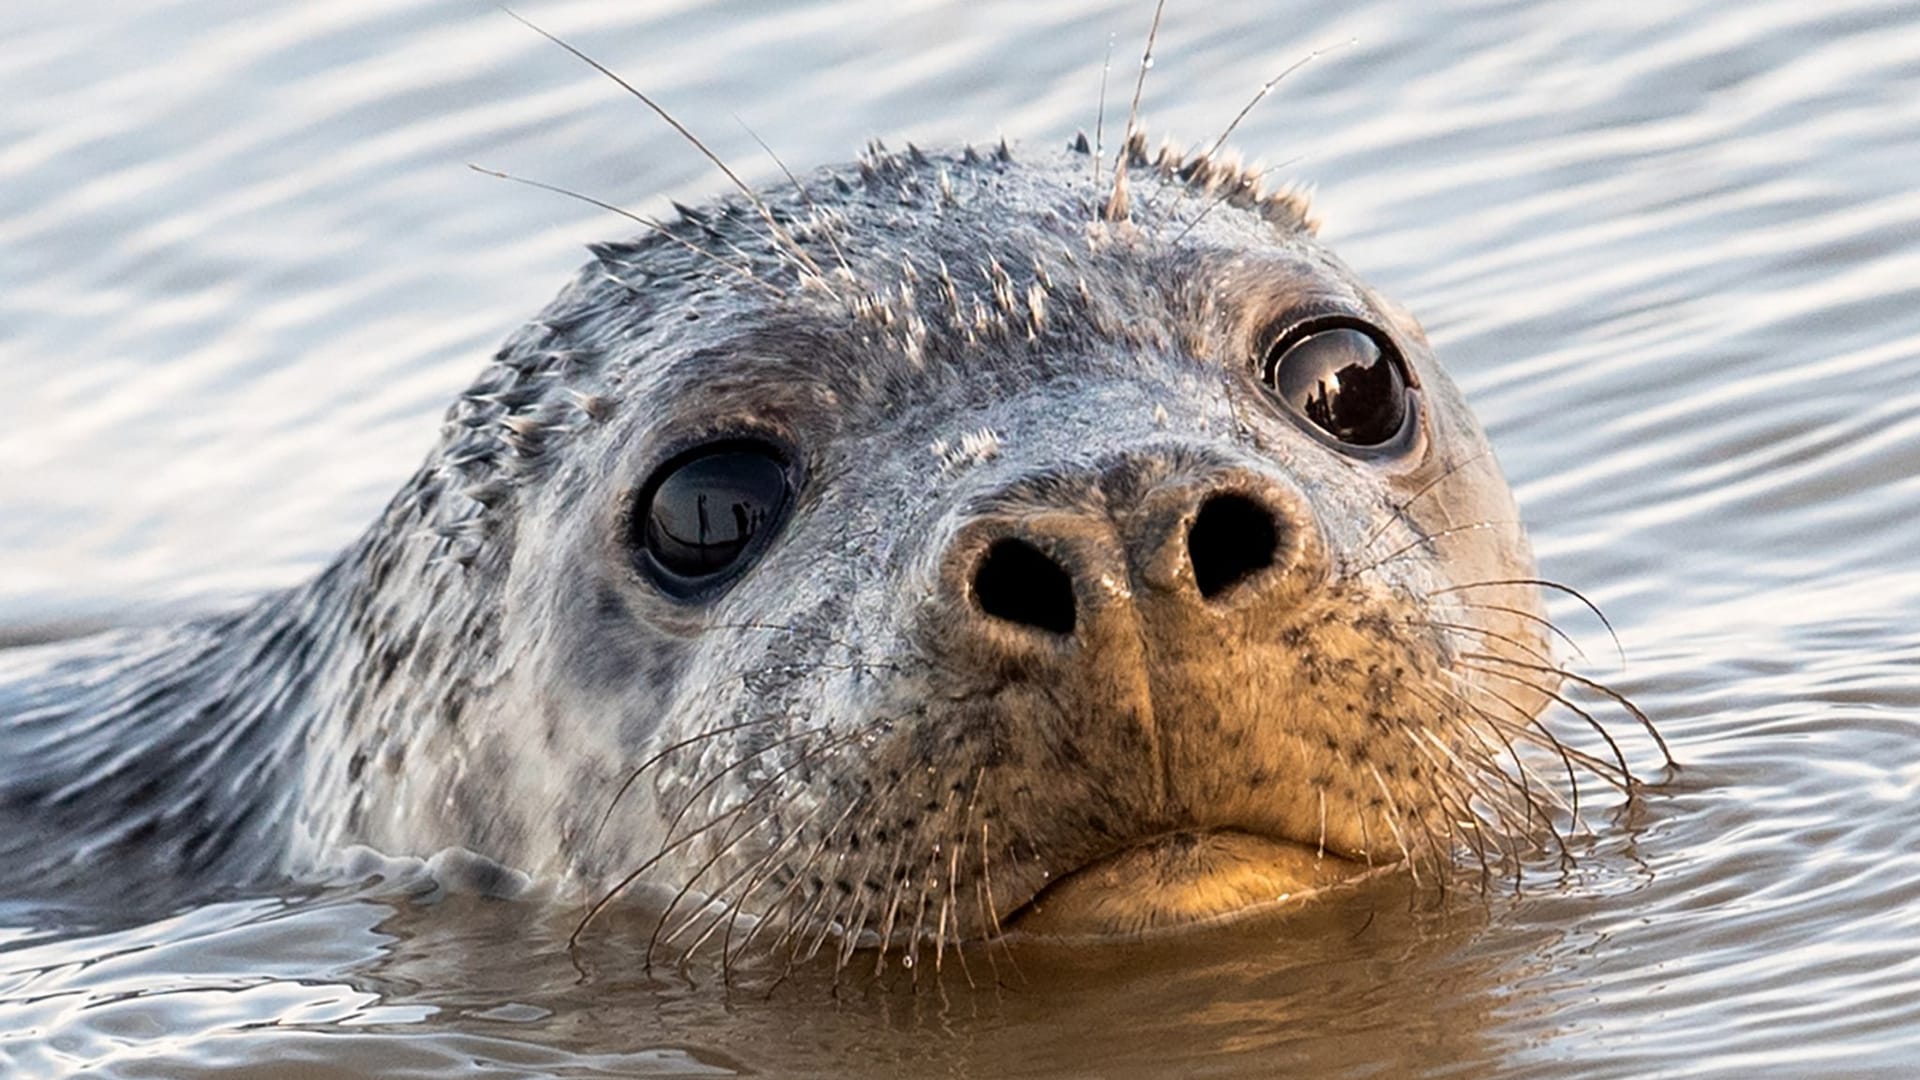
<box><xmin>5</xmin><ymin>1</ymin><xmax>1920</xmax><ymax>1076</ymax></box>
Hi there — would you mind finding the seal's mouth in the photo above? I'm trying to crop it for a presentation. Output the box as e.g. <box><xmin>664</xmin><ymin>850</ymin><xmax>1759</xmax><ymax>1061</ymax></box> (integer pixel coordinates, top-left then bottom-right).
<box><xmin>1006</xmin><ymin>830</ymin><xmax>1370</xmax><ymax>939</ymax></box>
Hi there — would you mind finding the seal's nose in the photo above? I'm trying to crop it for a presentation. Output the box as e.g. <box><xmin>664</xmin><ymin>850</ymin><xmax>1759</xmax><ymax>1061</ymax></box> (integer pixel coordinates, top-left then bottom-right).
<box><xmin>1182</xmin><ymin>491</ymin><xmax>1283</xmax><ymax>601</ymax></box>
<box><xmin>956</xmin><ymin>464</ymin><xmax>1299</xmax><ymax>641</ymax></box>
<box><xmin>971</xmin><ymin>537</ymin><xmax>1078</xmax><ymax>635</ymax></box>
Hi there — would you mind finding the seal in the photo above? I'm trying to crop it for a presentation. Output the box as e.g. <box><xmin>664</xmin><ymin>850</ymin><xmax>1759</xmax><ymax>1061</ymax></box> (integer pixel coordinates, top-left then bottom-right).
<box><xmin>0</xmin><ymin>125</ymin><xmax>1660</xmax><ymax>962</ymax></box>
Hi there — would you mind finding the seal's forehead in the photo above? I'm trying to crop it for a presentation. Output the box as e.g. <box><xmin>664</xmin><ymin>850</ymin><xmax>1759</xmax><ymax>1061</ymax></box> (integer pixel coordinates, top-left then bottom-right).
<box><xmin>577</xmin><ymin>137</ymin><xmax>1388</xmax><ymax>423</ymax></box>
<box><xmin>615</xmin><ymin>144</ymin><xmax>1371</xmax><ymax>411</ymax></box>
<box><xmin>802</xmin><ymin>141</ymin><xmax>1317</xmax><ymax>279</ymax></box>
<box><xmin>603</xmin><ymin>139</ymin><xmax>1320</xmax><ymax>308</ymax></box>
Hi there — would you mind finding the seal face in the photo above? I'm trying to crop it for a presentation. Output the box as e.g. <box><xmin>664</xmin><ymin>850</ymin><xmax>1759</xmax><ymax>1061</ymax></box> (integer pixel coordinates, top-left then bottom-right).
<box><xmin>0</xmin><ymin>134</ymin><xmax>1624</xmax><ymax>961</ymax></box>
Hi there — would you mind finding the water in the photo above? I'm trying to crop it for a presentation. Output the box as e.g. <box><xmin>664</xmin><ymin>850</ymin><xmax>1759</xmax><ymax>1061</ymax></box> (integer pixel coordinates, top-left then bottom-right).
<box><xmin>4</xmin><ymin>0</ymin><xmax>1920</xmax><ymax>1075</ymax></box>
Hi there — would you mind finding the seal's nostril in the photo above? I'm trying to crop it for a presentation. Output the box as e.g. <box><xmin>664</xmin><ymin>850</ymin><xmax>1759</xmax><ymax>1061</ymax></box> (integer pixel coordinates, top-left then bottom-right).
<box><xmin>972</xmin><ymin>539</ymin><xmax>1076</xmax><ymax>635</ymax></box>
<box><xmin>1188</xmin><ymin>493</ymin><xmax>1281</xmax><ymax>600</ymax></box>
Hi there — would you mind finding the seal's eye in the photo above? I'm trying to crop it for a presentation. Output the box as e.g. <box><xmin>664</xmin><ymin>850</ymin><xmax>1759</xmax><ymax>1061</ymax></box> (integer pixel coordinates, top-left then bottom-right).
<box><xmin>1261</xmin><ymin>321</ymin><xmax>1412</xmax><ymax>449</ymax></box>
<box><xmin>632</xmin><ymin>441</ymin><xmax>794</xmax><ymax>600</ymax></box>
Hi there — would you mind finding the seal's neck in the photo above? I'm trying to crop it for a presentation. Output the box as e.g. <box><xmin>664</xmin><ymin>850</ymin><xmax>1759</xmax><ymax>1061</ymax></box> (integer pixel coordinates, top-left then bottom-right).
<box><xmin>0</xmin><ymin>453</ymin><xmax>517</xmax><ymax>906</ymax></box>
<box><xmin>0</xmin><ymin>561</ymin><xmax>354</xmax><ymax>905</ymax></box>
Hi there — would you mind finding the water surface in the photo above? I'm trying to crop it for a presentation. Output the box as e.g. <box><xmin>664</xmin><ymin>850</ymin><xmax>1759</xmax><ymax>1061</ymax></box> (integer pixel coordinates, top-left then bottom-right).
<box><xmin>5</xmin><ymin>0</ymin><xmax>1920</xmax><ymax>1076</ymax></box>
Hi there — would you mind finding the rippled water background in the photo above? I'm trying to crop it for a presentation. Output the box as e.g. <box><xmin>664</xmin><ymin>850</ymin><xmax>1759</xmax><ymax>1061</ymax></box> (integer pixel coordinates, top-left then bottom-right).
<box><xmin>4</xmin><ymin>0</ymin><xmax>1919</xmax><ymax>1076</ymax></box>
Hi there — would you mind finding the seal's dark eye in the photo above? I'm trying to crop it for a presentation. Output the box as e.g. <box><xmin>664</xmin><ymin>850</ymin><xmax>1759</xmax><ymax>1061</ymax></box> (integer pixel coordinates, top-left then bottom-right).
<box><xmin>633</xmin><ymin>441</ymin><xmax>794</xmax><ymax>600</ymax></box>
<box><xmin>1261</xmin><ymin>322</ymin><xmax>1412</xmax><ymax>449</ymax></box>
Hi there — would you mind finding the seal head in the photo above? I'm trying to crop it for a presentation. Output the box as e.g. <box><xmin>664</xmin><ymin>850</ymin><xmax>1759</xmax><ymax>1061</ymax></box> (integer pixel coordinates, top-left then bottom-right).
<box><xmin>296</xmin><ymin>135</ymin><xmax>1561</xmax><ymax>946</ymax></box>
<box><xmin>1</xmin><ymin>137</ymin><xmax>1588</xmax><ymax>956</ymax></box>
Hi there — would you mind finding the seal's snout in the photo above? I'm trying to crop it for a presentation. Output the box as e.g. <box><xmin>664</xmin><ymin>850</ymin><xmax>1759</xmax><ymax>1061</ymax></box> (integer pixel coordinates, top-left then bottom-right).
<box><xmin>910</xmin><ymin>453</ymin><xmax>1398</xmax><ymax>936</ymax></box>
<box><xmin>963</xmin><ymin>488</ymin><xmax>1285</xmax><ymax>637</ymax></box>
<box><xmin>949</xmin><ymin>457</ymin><xmax>1308</xmax><ymax>649</ymax></box>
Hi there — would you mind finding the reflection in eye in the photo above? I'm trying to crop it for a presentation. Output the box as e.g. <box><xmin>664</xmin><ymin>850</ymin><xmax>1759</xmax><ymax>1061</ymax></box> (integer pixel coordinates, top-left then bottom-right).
<box><xmin>1263</xmin><ymin>325</ymin><xmax>1410</xmax><ymax>448</ymax></box>
<box><xmin>637</xmin><ymin>444</ymin><xmax>792</xmax><ymax>595</ymax></box>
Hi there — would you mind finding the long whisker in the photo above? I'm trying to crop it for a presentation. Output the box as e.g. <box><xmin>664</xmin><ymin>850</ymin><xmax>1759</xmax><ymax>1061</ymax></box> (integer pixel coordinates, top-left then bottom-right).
<box><xmin>1413</xmin><ymin>756</ymin><xmax>1496</xmax><ymax>890</ymax></box>
<box><xmin>644</xmin><ymin>726</ymin><xmax>824</xmax><ymax>873</ymax></box>
<box><xmin>1092</xmin><ymin>32</ymin><xmax>1116</xmax><ymax>191</ymax></box>
<box><xmin>467</xmin><ymin>164</ymin><xmax>771</xmax><ymax>291</ymax></box>
<box><xmin>720</xmin><ymin>794</ymin><xmax>867</xmax><ymax>981</ymax></box>
<box><xmin>1474</xmin><ymin>681</ymin><xmax>1633</xmax><ymax>792</ymax></box>
<box><xmin>1401</xmin><ymin>681</ymin><xmax>1559</xmax><ymax>865</ymax></box>
<box><xmin>590</xmin><ymin>716</ymin><xmax>788</xmax><ymax>852</ymax></box>
<box><xmin>1365</xmin><ymin>773</ymin><xmax>1417</xmax><ymax>882</ymax></box>
<box><xmin>1344</xmin><ymin>519</ymin><xmax>1524</xmax><ymax>578</ymax></box>
<box><xmin>977</xmin><ymin>817</ymin><xmax>1024</xmax><ymax>986</ymax></box>
<box><xmin>1464</xmin><ymin>651</ymin><xmax>1672</xmax><ymax>766</ymax></box>
<box><xmin>1398</xmin><ymin>615</ymin><xmax>1560</xmax><ymax>669</ymax></box>
<box><xmin>1159</xmin><ymin>41</ymin><xmax>1353</xmax><ymax>231</ymax></box>
<box><xmin>1358</xmin><ymin>447</ymin><xmax>1495</xmax><ymax>555</ymax></box>
<box><xmin>1433</xmin><ymin>579</ymin><xmax>1625</xmax><ymax>666</ymax></box>
<box><xmin>1168</xmin><ymin>159</ymin><xmax>1307</xmax><ymax>249</ymax></box>
<box><xmin>1403</xmin><ymin>681</ymin><xmax>1549</xmax><ymax>822</ymax></box>
<box><xmin>502</xmin><ymin>7</ymin><xmax>822</xmax><ymax>278</ymax></box>
<box><xmin>1104</xmin><ymin>0</ymin><xmax>1167</xmax><ymax>221</ymax></box>
<box><xmin>774</xmin><ymin>760</ymin><xmax>918</xmax><ymax>980</ymax></box>
<box><xmin>1411</xmin><ymin>683</ymin><xmax>1581</xmax><ymax>864</ymax></box>
<box><xmin>1447</xmin><ymin>599</ymin><xmax>1590</xmax><ymax>663</ymax></box>
<box><xmin>1461</xmin><ymin>660</ymin><xmax>1635</xmax><ymax>783</ymax></box>
<box><xmin>646</xmin><ymin>812</ymin><xmax>781</xmax><ymax>971</ymax></box>
<box><xmin>1204</xmin><ymin>42</ymin><xmax>1352</xmax><ymax>163</ymax></box>
<box><xmin>659</xmin><ymin>795</ymin><xmax>840</xmax><ymax>975</ymax></box>
<box><xmin>734</xmin><ymin>116</ymin><xmax>856</xmax><ymax>281</ymax></box>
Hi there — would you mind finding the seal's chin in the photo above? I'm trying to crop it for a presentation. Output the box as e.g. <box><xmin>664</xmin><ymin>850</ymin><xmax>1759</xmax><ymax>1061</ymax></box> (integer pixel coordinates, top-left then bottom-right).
<box><xmin>1008</xmin><ymin>830</ymin><xmax>1368</xmax><ymax>939</ymax></box>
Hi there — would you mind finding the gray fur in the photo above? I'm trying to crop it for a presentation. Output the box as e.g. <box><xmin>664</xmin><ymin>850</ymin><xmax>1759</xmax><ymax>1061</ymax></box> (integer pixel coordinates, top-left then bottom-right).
<box><xmin>0</xmin><ymin>135</ymin><xmax>1626</xmax><ymax>956</ymax></box>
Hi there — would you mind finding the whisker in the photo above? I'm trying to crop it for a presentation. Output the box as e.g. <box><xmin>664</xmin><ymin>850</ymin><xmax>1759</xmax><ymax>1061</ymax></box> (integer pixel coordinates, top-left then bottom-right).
<box><xmin>467</xmin><ymin>164</ymin><xmax>771</xmax><ymax>292</ymax></box>
<box><xmin>570</xmin><ymin>725</ymin><xmax>859</xmax><ymax>953</ymax></box>
<box><xmin>1164</xmin><ymin>157</ymin><xmax>1299</xmax><ymax>247</ymax></box>
<box><xmin>1447</xmin><ymin>599</ymin><xmax>1590</xmax><ymax>663</ymax></box>
<box><xmin>1431</xmin><ymin>681</ymin><xmax>1581</xmax><ymax>825</ymax></box>
<box><xmin>590</xmin><ymin>715</ymin><xmax>789</xmax><ymax>852</ymax></box>
<box><xmin>938</xmin><ymin>799</ymin><xmax>975</xmax><ymax>986</ymax></box>
<box><xmin>1366</xmin><ymin>763</ymin><xmax>1422</xmax><ymax>887</ymax></box>
<box><xmin>1104</xmin><ymin>0</ymin><xmax>1167</xmax><ymax>222</ymax></box>
<box><xmin>978</xmin><ymin>818</ymin><xmax>1024</xmax><ymax>986</ymax></box>
<box><xmin>1158</xmin><ymin>40</ymin><xmax>1353</xmax><ymax>232</ymax></box>
<box><xmin>858</xmin><ymin>835</ymin><xmax>910</xmax><ymax>975</ymax></box>
<box><xmin>1409</xmin><ymin>693</ymin><xmax>1577</xmax><ymax>868</ymax></box>
<box><xmin>1463</xmin><ymin>651</ymin><xmax>1672</xmax><ymax>767</ymax></box>
<box><xmin>1344</xmin><ymin>519</ymin><xmax>1524</xmax><ymax>578</ymax></box>
<box><xmin>734</xmin><ymin>116</ymin><xmax>857</xmax><ymax>281</ymax></box>
<box><xmin>903</xmin><ymin>783</ymin><xmax>961</xmax><ymax>980</ymax></box>
<box><xmin>646</xmin><ymin>813</ymin><xmax>781</xmax><ymax>971</ymax></box>
<box><xmin>720</xmin><ymin>795</ymin><xmax>867</xmax><ymax>980</ymax></box>
<box><xmin>1374</xmin><ymin>757</ymin><xmax>1443</xmax><ymax>891</ymax></box>
<box><xmin>1421</xmin><ymin>768</ymin><xmax>1497</xmax><ymax>891</ymax></box>
<box><xmin>501</xmin><ymin>7</ymin><xmax>822</xmax><ymax>278</ymax></box>
<box><xmin>654</xmin><ymin>789</ymin><xmax>842</xmax><ymax>965</ymax></box>
<box><xmin>1403</xmin><ymin>683</ymin><xmax>1550</xmax><ymax>826</ymax></box>
<box><xmin>648</xmin><ymin>726</ymin><xmax>825</xmax><ymax>873</ymax></box>
<box><xmin>1358</xmin><ymin>447</ymin><xmax>1495</xmax><ymax>555</ymax></box>
<box><xmin>1462</xmin><ymin>661</ymin><xmax>1634</xmax><ymax>784</ymax></box>
<box><xmin>1205</xmin><ymin>42</ymin><xmax>1352</xmax><ymax>163</ymax></box>
<box><xmin>1397</xmin><ymin>615</ymin><xmax>1560</xmax><ymax>669</ymax></box>
<box><xmin>1433</xmin><ymin>579</ymin><xmax>1625</xmax><ymax>666</ymax></box>
<box><xmin>1491</xmin><ymin>706</ymin><xmax>1630</xmax><ymax>795</ymax></box>
<box><xmin>1093</xmin><ymin>32</ymin><xmax>1116</xmax><ymax>191</ymax></box>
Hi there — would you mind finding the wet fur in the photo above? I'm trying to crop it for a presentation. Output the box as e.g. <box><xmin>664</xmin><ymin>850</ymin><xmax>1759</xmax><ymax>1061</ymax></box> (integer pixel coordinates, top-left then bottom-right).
<box><xmin>0</xmin><ymin>119</ymin><xmax>1661</xmax><ymax>967</ymax></box>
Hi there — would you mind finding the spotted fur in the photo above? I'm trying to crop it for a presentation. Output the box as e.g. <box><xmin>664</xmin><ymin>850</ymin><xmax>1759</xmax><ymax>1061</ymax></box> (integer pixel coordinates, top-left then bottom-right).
<box><xmin>0</xmin><ymin>137</ymin><xmax>1661</xmax><ymax>968</ymax></box>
